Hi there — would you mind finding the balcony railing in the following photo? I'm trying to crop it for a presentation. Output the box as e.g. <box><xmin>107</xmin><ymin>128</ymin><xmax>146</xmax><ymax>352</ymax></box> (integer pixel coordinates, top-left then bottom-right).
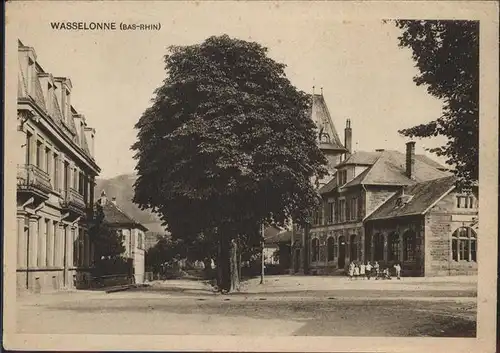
<box><xmin>61</xmin><ymin>188</ymin><xmax>86</xmax><ymax>214</ymax></box>
<box><xmin>17</xmin><ymin>164</ymin><xmax>52</xmax><ymax>197</ymax></box>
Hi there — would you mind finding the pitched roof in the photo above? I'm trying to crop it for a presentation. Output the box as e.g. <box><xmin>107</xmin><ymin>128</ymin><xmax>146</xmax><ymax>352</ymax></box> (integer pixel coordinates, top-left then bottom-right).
<box><xmin>318</xmin><ymin>172</ymin><xmax>339</xmax><ymax>194</ymax></box>
<box><xmin>366</xmin><ymin>175</ymin><xmax>456</xmax><ymax>220</ymax></box>
<box><xmin>415</xmin><ymin>154</ymin><xmax>450</xmax><ymax>171</ymax></box>
<box><xmin>264</xmin><ymin>228</ymin><xmax>293</xmax><ymax>244</ymax></box>
<box><xmin>343</xmin><ymin>150</ymin><xmax>451</xmax><ymax>188</ymax></box>
<box><xmin>100</xmin><ymin>198</ymin><xmax>148</xmax><ymax>231</ymax></box>
<box><xmin>310</xmin><ymin>94</ymin><xmax>347</xmax><ymax>152</ymax></box>
<box><xmin>336</xmin><ymin>151</ymin><xmax>381</xmax><ymax>167</ymax></box>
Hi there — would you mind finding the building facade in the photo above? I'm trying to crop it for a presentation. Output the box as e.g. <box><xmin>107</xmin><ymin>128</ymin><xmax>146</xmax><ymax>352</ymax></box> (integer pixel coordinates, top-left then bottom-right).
<box><xmin>16</xmin><ymin>40</ymin><xmax>101</xmax><ymax>293</ymax></box>
<box><xmin>97</xmin><ymin>192</ymin><xmax>148</xmax><ymax>284</ymax></box>
<box><xmin>290</xmin><ymin>95</ymin><xmax>479</xmax><ymax>276</ymax></box>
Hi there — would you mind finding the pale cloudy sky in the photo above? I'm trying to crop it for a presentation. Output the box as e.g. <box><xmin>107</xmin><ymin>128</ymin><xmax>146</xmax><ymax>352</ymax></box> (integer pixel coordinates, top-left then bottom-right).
<box><xmin>10</xmin><ymin>2</ymin><xmax>447</xmax><ymax>179</ymax></box>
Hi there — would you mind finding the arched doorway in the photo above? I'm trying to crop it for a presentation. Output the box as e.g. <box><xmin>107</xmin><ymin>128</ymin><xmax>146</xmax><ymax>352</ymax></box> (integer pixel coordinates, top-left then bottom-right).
<box><xmin>374</xmin><ymin>233</ymin><xmax>384</xmax><ymax>261</ymax></box>
<box><xmin>338</xmin><ymin>236</ymin><xmax>346</xmax><ymax>268</ymax></box>
<box><xmin>403</xmin><ymin>230</ymin><xmax>416</xmax><ymax>261</ymax></box>
<box><xmin>388</xmin><ymin>232</ymin><xmax>401</xmax><ymax>261</ymax></box>
<box><xmin>350</xmin><ymin>234</ymin><xmax>360</xmax><ymax>262</ymax></box>
<box><xmin>327</xmin><ymin>237</ymin><xmax>335</xmax><ymax>262</ymax></box>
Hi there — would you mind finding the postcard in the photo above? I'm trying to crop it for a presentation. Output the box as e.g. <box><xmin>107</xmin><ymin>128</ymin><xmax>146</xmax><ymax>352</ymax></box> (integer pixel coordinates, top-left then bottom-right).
<box><xmin>3</xmin><ymin>1</ymin><xmax>498</xmax><ymax>352</ymax></box>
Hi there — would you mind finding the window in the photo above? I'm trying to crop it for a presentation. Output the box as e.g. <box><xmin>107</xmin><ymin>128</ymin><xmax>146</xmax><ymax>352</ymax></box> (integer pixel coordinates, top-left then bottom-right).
<box><xmin>339</xmin><ymin>199</ymin><xmax>346</xmax><ymax>222</ymax></box>
<box><xmin>73</xmin><ymin>168</ymin><xmax>78</xmax><ymax>189</ymax></box>
<box><xmin>26</xmin><ymin>131</ymin><xmax>32</xmax><ymax>165</ymax></box>
<box><xmin>63</xmin><ymin>161</ymin><xmax>69</xmax><ymax>193</ymax></box>
<box><xmin>26</xmin><ymin>57</ymin><xmax>34</xmax><ymax>94</ymax></box>
<box><xmin>333</xmin><ymin>236</ymin><xmax>339</xmax><ymax>258</ymax></box>
<box><xmin>327</xmin><ymin>237</ymin><xmax>335</xmax><ymax>261</ymax></box>
<box><xmin>313</xmin><ymin>210</ymin><xmax>320</xmax><ymax>226</ymax></box>
<box><xmin>403</xmin><ymin>230</ymin><xmax>416</xmax><ymax>261</ymax></box>
<box><xmin>53</xmin><ymin>153</ymin><xmax>59</xmax><ymax>190</ymax></box>
<box><xmin>350</xmin><ymin>234</ymin><xmax>360</xmax><ymax>261</ymax></box>
<box><xmin>350</xmin><ymin>197</ymin><xmax>358</xmax><ymax>220</ymax></box>
<box><xmin>457</xmin><ymin>195</ymin><xmax>475</xmax><ymax>209</ymax></box>
<box><xmin>311</xmin><ymin>238</ymin><xmax>320</xmax><ymax>262</ymax></box>
<box><xmin>338</xmin><ymin>170</ymin><xmax>348</xmax><ymax>186</ymax></box>
<box><xmin>327</xmin><ymin>202</ymin><xmax>334</xmax><ymax>224</ymax></box>
<box><xmin>374</xmin><ymin>233</ymin><xmax>384</xmax><ymax>261</ymax></box>
<box><xmin>36</xmin><ymin>141</ymin><xmax>42</xmax><ymax>168</ymax></box>
<box><xmin>318</xmin><ymin>205</ymin><xmax>323</xmax><ymax>225</ymax></box>
<box><xmin>365</xmin><ymin>233</ymin><xmax>372</xmax><ymax>261</ymax></box>
<box><xmin>78</xmin><ymin>171</ymin><xmax>84</xmax><ymax>195</ymax></box>
<box><xmin>389</xmin><ymin>232</ymin><xmax>401</xmax><ymax>261</ymax></box>
<box><xmin>72</xmin><ymin>228</ymin><xmax>78</xmax><ymax>266</ymax></box>
<box><xmin>138</xmin><ymin>232</ymin><xmax>144</xmax><ymax>249</ymax></box>
<box><xmin>65</xmin><ymin>89</ymin><xmax>70</xmax><ymax>121</ymax></box>
<box><xmin>53</xmin><ymin>221</ymin><xmax>58</xmax><ymax>266</ymax></box>
<box><xmin>45</xmin><ymin>147</ymin><xmax>51</xmax><ymax>174</ymax></box>
<box><xmin>452</xmin><ymin>227</ymin><xmax>477</xmax><ymax>262</ymax></box>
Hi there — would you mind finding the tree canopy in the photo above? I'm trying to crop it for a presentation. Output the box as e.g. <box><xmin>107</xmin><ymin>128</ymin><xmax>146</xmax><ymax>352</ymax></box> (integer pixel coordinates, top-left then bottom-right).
<box><xmin>394</xmin><ymin>20</ymin><xmax>479</xmax><ymax>190</ymax></box>
<box><xmin>132</xmin><ymin>35</ymin><xmax>326</xmax><ymax>290</ymax></box>
<box><xmin>132</xmin><ymin>35</ymin><xmax>326</xmax><ymax>233</ymax></box>
<box><xmin>89</xmin><ymin>204</ymin><xmax>125</xmax><ymax>261</ymax></box>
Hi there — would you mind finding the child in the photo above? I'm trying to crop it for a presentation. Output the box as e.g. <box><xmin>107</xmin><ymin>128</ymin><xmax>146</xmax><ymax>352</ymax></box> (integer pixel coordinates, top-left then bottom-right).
<box><xmin>374</xmin><ymin>261</ymin><xmax>380</xmax><ymax>280</ymax></box>
<box><xmin>348</xmin><ymin>262</ymin><xmax>354</xmax><ymax>280</ymax></box>
<box><xmin>353</xmin><ymin>262</ymin><xmax>360</xmax><ymax>279</ymax></box>
<box><xmin>366</xmin><ymin>261</ymin><xmax>372</xmax><ymax>280</ymax></box>
<box><xmin>359</xmin><ymin>263</ymin><xmax>366</xmax><ymax>279</ymax></box>
<box><xmin>382</xmin><ymin>267</ymin><xmax>391</xmax><ymax>280</ymax></box>
<box><xmin>394</xmin><ymin>263</ymin><xmax>402</xmax><ymax>280</ymax></box>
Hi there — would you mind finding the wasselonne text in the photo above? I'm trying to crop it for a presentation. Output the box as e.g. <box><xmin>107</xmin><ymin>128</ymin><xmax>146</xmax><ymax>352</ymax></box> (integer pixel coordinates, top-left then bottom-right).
<box><xmin>50</xmin><ymin>22</ymin><xmax>161</xmax><ymax>31</ymax></box>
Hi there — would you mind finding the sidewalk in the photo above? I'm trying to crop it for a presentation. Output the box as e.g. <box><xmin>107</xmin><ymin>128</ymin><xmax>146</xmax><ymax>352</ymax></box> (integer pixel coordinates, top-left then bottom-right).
<box><xmin>239</xmin><ymin>275</ymin><xmax>477</xmax><ymax>293</ymax></box>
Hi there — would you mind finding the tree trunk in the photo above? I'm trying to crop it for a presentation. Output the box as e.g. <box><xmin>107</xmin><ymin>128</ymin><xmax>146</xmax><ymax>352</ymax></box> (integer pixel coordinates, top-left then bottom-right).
<box><xmin>230</xmin><ymin>239</ymin><xmax>240</xmax><ymax>292</ymax></box>
<box><xmin>218</xmin><ymin>230</ymin><xmax>231</xmax><ymax>292</ymax></box>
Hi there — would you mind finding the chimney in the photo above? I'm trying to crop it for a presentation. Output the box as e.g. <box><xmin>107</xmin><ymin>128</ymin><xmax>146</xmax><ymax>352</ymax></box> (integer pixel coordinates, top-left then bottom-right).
<box><xmin>344</xmin><ymin>119</ymin><xmax>352</xmax><ymax>155</ymax></box>
<box><xmin>406</xmin><ymin>141</ymin><xmax>416</xmax><ymax>180</ymax></box>
<box><xmin>111</xmin><ymin>197</ymin><xmax>117</xmax><ymax>206</ymax></box>
<box><xmin>99</xmin><ymin>190</ymin><xmax>107</xmax><ymax>205</ymax></box>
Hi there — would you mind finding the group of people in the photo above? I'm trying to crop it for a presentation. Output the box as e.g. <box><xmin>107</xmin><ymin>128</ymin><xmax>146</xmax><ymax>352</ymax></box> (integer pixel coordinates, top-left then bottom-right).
<box><xmin>347</xmin><ymin>261</ymin><xmax>402</xmax><ymax>280</ymax></box>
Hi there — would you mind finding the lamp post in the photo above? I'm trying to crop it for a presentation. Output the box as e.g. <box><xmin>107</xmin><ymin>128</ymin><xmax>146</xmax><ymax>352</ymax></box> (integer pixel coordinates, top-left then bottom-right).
<box><xmin>260</xmin><ymin>222</ymin><xmax>265</xmax><ymax>285</ymax></box>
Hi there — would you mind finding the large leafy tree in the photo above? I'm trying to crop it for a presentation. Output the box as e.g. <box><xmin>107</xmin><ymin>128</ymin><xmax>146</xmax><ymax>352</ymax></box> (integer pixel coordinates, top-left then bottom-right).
<box><xmin>394</xmin><ymin>20</ymin><xmax>479</xmax><ymax>190</ymax></box>
<box><xmin>89</xmin><ymin>204</ymin><xmax>125</xmax><ymax>262</ymax></box>
<box><xmin>132</xmin><ymin>35</ymin><xmax>327</xmax><ymax>291</ymax></box>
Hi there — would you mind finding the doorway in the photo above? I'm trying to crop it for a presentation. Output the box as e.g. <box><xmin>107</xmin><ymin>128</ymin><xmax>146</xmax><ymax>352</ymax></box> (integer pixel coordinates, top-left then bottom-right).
<box><xmin>338</xmin><ymin>236</ymin><xmax>346</xmax><ymax>269</ymax></box>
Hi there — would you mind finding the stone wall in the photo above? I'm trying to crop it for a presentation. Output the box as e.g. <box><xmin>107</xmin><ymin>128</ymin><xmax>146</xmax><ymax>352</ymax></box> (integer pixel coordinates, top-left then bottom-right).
<box><xmin>424</xmin><ymin>192</ymin><xmax>478</xmax><ymax>276</ymax></box>
<box><xmin>365</xmin><ymin>216</ymin><xmax>425</xmax><ymax>276</ymax></box>
<box><xmin>365</xmin><ymin>186</ymin><xmax>399</xmax><ymax>216</ymax></box>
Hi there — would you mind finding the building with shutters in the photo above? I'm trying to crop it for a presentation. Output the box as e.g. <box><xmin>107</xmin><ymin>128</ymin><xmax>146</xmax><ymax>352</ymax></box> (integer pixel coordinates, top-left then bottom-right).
<box><xmin>16</xmin><ymin>40</ymin><xmax>101</xmax><ymax>293</ymax></box>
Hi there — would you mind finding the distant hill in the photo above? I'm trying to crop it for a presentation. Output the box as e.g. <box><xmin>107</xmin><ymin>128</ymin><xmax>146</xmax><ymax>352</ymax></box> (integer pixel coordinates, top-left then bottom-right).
<box><xmin>95</xmin><ymin>173</ymin><xmax>166</xmax><ymax>234</ymax></box>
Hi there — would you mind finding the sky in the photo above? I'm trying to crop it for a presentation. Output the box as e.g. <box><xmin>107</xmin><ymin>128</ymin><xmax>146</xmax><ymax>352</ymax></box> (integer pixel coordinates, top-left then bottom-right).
<box><xmin>10</xmin><ymin>2</ymin><xmax>448</xmax><ymax>179</ymax></box>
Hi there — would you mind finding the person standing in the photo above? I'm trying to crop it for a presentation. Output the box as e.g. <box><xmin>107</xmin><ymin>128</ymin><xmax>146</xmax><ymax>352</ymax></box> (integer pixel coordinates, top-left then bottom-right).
<box><xmin>359</xmin><ymin>262</ymin><xmax>366</xmax><ymax>279</ymax></box>
<box><xmin>348</xmin><ymin>262</ymin><xmax>354</xmax><ymax>280</ymax></box>
<box><xmin>394</xmin><ymin>263</ymin><xmax>402</xmax><ymax>280</ymax></box>
<box><xmin>353</xmin><ymin>262</ymin><xmax>360</xmax><ymax>279</ymax></box>
<box><xmin>374</xmin><ymin>261</ymin><xmax>380</xmax><ymax>280</ymax></box>
<box><xmin>366</xmin><ymin>261</ymin><xmax>372</xmax><ymax>280</ymax></box>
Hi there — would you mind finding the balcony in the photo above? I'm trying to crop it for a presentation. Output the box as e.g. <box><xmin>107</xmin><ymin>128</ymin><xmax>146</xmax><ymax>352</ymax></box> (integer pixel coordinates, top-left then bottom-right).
<box><xmin>17</xmin><ymin>164</ymin><xmax>52</xmax><ymax>200</ymax></box>
<box><xmin>60</xmin><ymin>188</ymin><xmax>86</xmax><ymax>217</ymax></box>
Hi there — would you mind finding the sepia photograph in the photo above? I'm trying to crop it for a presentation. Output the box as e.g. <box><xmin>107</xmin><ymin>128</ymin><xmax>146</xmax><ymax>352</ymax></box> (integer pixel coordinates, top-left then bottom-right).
<box><xmin>3</xmin><ymin>1</ymin><xmax>498</xmax><ymax>352</ymax></box>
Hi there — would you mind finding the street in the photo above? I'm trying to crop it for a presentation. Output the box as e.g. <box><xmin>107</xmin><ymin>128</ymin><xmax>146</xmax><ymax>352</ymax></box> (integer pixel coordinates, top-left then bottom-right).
<box><xmin>16</xmin><ymin>275</ymin><xmax>476</xmax><ymax>337</ymax></box>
